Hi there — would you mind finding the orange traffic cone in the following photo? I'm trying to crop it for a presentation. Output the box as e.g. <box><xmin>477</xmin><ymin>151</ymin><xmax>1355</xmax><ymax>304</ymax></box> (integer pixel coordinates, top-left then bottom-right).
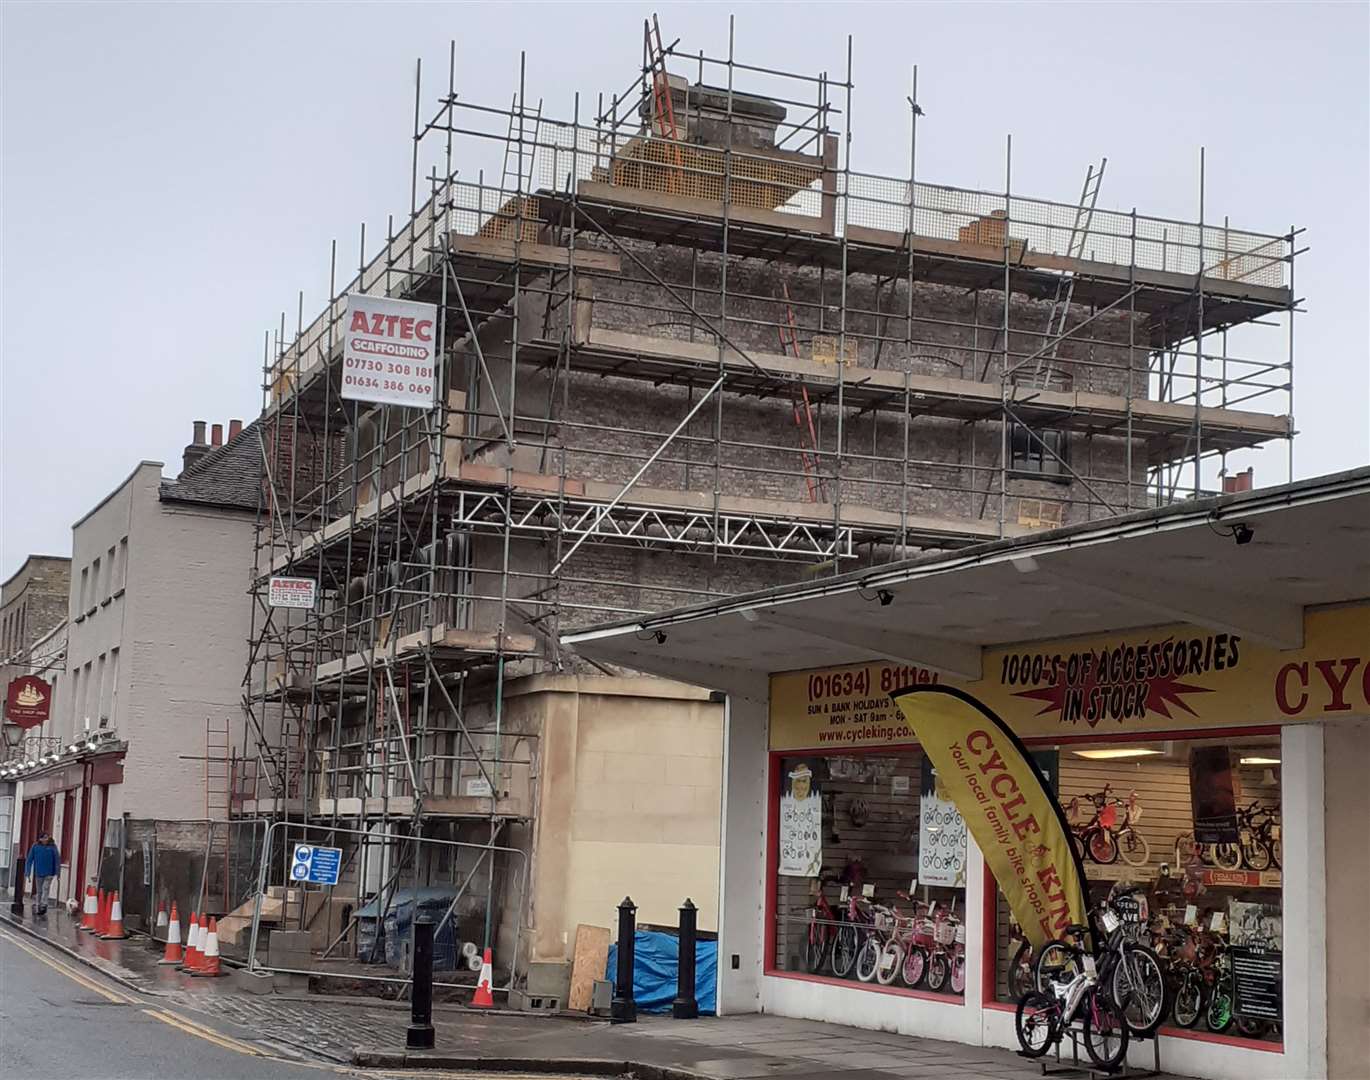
<box><xmin>155</xmin><ymin>901</ymin><xmax>169</xmax><ymax>933</ymax></box>
<box><xmin>192</xmin><ymin>918</ymin><xmax>224</xmax><ymax>977</ymax></box>
<box><xmin>181</xmin><ymin>913</ymin><xmax>202</xmax><ymax>971</ymax></box>
<box><xmin>159</xmin><ymin>904</ymin><xmax>184</xmax><ymax>965</ymax></box>
<box><xmin>96</xmin><ymin>890</ymin><xmax>110</xmax><ymax>936</ymax></box>
<box><xmin>471</xmin><ymin>947</ymin><xmax>495</xmax><ymax>1008</ymax></box>
<box><xmin>101</xmin><ymin>892</ymin><xmax>127</xmax><ymax>939</ymax></box>
<box><xmin>79</xmin><ymin>886</ymin><xmax>98</xmax><ymax>931</ymax></box>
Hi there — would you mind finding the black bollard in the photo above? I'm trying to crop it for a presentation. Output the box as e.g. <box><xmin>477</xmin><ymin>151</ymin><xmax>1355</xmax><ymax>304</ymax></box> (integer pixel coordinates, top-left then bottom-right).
<box><xmin>406</xmin><ymin>916</ymin><xmax>436</xmax><ymax>1050</ymax></box>
<box><xmin>611</xmin><ymin>896</ymin><xmax>637</xmax><ymax>1024</ymax></box>
<box><xmin>10</xmin><ymin>863</ymin><xmax>24</xmax><ymax>917</ymax></box>
<box><xmin>672</xmin><ymin>898</ymin><xmax>699</xmax><ymax>1020</ymax></box>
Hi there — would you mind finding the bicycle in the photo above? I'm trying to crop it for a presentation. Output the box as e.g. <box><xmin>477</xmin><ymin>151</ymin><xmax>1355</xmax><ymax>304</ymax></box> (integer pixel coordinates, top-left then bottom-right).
<box><xmin>1236</xmin><ymin>801</ymin><xmax>1281</xmax><ymax>872</ymax></box>
<box><xmin>831</xmin><ymin>891</ymin><xmax>876</xmax><ymax>979</ymax></box>
<box><xmin>1067</xmin><ymin>785</ymin><xmax>1147</xmax><ymax>865</ymax></box>
<box><xmin>1111</xmin><ymin>790</ymin><xmax>1150</xmax><ymax>868</ymax></box>
<box><xmin>1007</xmin><ymin>916</ymin><xmax>1036</xmax><ymax>1001</ymax></box>
<box><xmin>1016</xmin><ymin>952</ymin><xmax>1130</xmax><ymax>1071</ymax></box>
<box><xmin>925</xmin><ymin>906</ymin><xmax>964</xmax><ymax>994</ymax></box>
<box><xmin>802</xmin><ymin>875</ymin><xmax>842</xmax><ymax>974</ymax></box>
<box><xmin>1034</xmin><ymin>883</ymin><xmax>1168</xmax><ymax>1037</ymax></box>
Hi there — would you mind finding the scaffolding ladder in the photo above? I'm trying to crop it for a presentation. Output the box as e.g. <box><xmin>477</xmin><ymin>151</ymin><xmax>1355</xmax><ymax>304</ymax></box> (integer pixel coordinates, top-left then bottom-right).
<box><xmin>205</xmin><ymin>715</ymin><xmax>232</xmax><ymax>821</ymax></box>
<box><xmin>778</xmin><ymin>283</ymin><xmax>825</xmax><ymax>502</ymax></box>
<box><xmin>645</xmin><ymin>14</ymin><xmax>685</xmax><ymax>192</ymax></box>
<box><xmin>1031</xmin><ymin>159</ymin><xmax>1107</xmax><ymax>388</ymax></box>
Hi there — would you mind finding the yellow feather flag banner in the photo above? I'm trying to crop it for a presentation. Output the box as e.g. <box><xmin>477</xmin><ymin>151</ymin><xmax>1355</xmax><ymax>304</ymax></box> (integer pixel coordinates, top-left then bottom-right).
<box><xmin>890</xmin><ymin>685</ymin><xmax>1088</xmax><ymax>949</ymax></box>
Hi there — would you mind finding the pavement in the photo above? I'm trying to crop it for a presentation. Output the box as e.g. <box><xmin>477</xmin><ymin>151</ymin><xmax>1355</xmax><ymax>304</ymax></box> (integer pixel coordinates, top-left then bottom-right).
<box><xmin>2</xmin><ymin>904</ymin><xmax>1179</xmax><ymax>1080</ymax></box>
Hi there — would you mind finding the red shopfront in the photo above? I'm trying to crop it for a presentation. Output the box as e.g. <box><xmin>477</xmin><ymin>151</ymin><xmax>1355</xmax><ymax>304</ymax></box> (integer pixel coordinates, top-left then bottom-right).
<box><xmin>17</xmin><ymin>754</ymin><xmax>124</xmax><ymax>903</ymax></box>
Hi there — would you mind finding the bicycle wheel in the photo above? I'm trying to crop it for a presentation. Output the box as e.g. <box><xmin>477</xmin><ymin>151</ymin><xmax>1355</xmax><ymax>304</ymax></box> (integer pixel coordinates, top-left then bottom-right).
<box><xmin>855</xmin><ymin>936</ymin><xmax>881</xmax><ymax>982</ymax></box>
<box><xmin>1084</xmin><ymin>988</ymin><xmax>1130</xmax><ymax>1071</ymax></box>
<box><xmin>1034</xmin><ymin>941</ymin><xmax>1081</xmax><ymax>992</ymax></box>
<box><xmin>1211</xmin><ymin>843</ymin><xmax>1241</xmax><ymax>871</ymax></box>
<box><xmin>1271</xmin><ymin>836</ymin><xmax>1282</xmax><ymax>869</ymax></box>
<box><xmin>1015</xmin><ymin>991</ymin><xmax>1060</xmax><ymax>1058</ymax></box>
<box><xmin>831</xmin><ymin>924</ymin><xmax>859</xmax><ymax>978</ymax></box>
<box><xmin>901</xmin><ymin>944</ymin><xmax>927</xmax><ymax>988</ymax></box>
<box><xmin>1009</xmin><ymin>941</ymin><xmax>1035</xmax><ymax>1000</ymax></box>
<box><xmin>950</xmin><ymin>955</ymin><xmax>966</xmax><ymax>995</ymax></box>
<box><xmin>1112</xmin><ymin>945</ymin><xmax>1167</xmax><ymax>1036</ymax></box>
<box><xmin>1242</xmin><ymin>837</ymin><xmax>1272</xmax><ymax>872</ymax></box>
<box><xmin>1206</xmin><ymin>986</ymin><xmax>1234</xmax><ymax>1032</ymax></box>
<box><xmin>875</xmin><ymin>941</ymin><xmax>903</xmax><ymax>986</ymax></box>
<box><xmin>1172</xmin><ymin>972</ymin><xmax>1204</xmax><ymax>1028</ymax></box>
<box><xmin>804</xmin><ymin>922</ymin><xmax>828</xmax><ymax>974</ymax></box>
<box><xmin>926</xmin><ymin>950</ymin><xmax>949</xmax><ymax>992</ymax></box>
<box><xmin>1118</xmin><ymin>828</ymin><xmax>1150</xmax><ymax>867</ymax></box>
<box><xmin>1089</xmin><ymin>828</ymin><xmax>1119</xmax><ymax>865</ymax></box>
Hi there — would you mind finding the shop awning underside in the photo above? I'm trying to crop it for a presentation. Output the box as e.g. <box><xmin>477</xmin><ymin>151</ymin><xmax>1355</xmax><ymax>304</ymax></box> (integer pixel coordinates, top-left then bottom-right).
<box><xmin>560</xmin><ymin>467</ymin><xmax>1370</xmax><ymax>700</ymax></box>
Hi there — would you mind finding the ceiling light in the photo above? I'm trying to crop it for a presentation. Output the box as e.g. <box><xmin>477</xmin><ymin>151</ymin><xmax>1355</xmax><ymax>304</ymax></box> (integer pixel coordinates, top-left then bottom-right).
<box><xmin>739</xmin><ymin>608</ymin><xmax>759</xmax><ymax>622</ymax></box>
<box><xmin>1011</xmin><ymin>555</ymin><xmax>1040</xmax><ymax>574</ymax></box>
<box><xmin>1240</xmin><ymin>756</ymin><xmax>1280</xmax><ymax>766</ymax></box>
<box><xmin>1073</xmin><ymin>748</ymin><xmax>1164</xmax><ymax>761</ymax></box>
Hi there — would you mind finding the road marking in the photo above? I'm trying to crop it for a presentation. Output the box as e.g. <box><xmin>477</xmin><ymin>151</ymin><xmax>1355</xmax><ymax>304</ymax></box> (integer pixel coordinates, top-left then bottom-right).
<box><xmin>0</xmin><ymin>929</ymin><xmax>135</xmax><ymax>1004</ymax></box>
<box><xmin>141</xmin><ymin>1007</ymin><xmax>265</xmax><ymax>1056</ymax></box>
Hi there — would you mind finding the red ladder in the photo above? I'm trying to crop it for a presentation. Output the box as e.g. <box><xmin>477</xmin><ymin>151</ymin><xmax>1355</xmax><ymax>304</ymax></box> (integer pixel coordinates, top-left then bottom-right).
<box><xmin>777</xmin><ymin>283</ymin><xmax>824</xmax><ymax>502</ymax></box>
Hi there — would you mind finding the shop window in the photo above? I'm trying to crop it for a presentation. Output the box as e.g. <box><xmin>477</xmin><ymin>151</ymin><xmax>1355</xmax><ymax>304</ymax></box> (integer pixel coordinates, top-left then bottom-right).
<box><xmin>1010</xmin><ymin>422</ymin><xmax>1070</xmax><ymax>481</ymax></box>
<box><xmin>991</xmin><ymin>735</ymin><xmax>1284</xmax><ymax>1046</ymax></box>
<box><xmin>772</xmin><ymin>749</ymin><xmax>968</xmax><ymax>999</ymax></box>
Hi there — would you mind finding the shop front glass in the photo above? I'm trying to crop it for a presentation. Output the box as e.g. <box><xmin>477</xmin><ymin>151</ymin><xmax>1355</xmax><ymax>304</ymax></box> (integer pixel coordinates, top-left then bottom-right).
<box><xmin>771</xmin><ymin>747</ymin><xmax>968</xmax><ymax>999</ymax></box>
<box><xmin>991</xmin><ymin>733</ymin><xmax>1285</xmax><ymax>1045</ymax></box>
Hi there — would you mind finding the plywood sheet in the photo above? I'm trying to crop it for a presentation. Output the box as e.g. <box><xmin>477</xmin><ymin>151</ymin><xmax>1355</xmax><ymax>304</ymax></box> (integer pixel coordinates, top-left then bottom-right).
<box><xmin>568</xmin><ymin>923</ymin><xmax>611</xmax><ymax>1011</ymax></box>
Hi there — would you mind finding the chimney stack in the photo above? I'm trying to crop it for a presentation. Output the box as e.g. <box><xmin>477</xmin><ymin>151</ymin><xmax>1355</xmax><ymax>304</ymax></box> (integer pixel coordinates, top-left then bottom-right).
<box><xmin>211</xmin><ymin>423</ymin><xmax>224</xmax><ymax>447</ymax></box>
<box><xmin>228</xmin><ymin>418</ymin><xmax>243</xmax><ymax>441</ymax></box>
<box><xmin>181</xmin><ymin>420</ymin><xmax>211</xmax><ymax>476</ymax></box>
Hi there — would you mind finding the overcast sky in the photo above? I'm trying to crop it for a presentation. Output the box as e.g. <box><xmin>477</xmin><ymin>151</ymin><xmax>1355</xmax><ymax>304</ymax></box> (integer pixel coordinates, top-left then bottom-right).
<box><xmin>3</xmin><ymin>1</ymin><xmax>1367</xmax><ymax>579</ymax></box>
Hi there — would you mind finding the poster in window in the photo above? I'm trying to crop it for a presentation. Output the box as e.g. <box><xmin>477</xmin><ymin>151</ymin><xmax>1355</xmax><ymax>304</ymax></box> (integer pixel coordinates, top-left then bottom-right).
<box><xmin>917</xmin><ymin>755</ymin><xmax>967</xmax><ymax>888</ymax></box>
<box><xmin>1190</xmin><ymin>746</ymin><xmax>1240</xmax><ymax>844</ymax></box>
<box><xmin>778</xmin><ymin>762</ymin><xmax>823</xmax><ymax>877</ymax></box>
<box><xmin>1228</xmin><ymin>898</ymin><xmax>1282</xmax><ymax>951</ymax></box>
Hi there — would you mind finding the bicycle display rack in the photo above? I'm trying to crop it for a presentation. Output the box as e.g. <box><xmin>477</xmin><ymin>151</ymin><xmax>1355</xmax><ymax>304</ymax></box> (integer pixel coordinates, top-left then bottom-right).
<box><xmin>1022</xmin><ymin>1025</ymin><xmax>1163</xmax><ymax>1080</ymax></box>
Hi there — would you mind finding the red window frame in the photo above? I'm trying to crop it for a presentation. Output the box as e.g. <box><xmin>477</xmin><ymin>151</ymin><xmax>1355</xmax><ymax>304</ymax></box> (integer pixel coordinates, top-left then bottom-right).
<box><xmin>977</xmin><ymin>724</ymin><xmax>1285</xmax><ymax>1053</ymax></box>
<box><xmin>764</xmin><ymin>741</ymin><xmax>968</xmax><ymax>1006</ymax></box>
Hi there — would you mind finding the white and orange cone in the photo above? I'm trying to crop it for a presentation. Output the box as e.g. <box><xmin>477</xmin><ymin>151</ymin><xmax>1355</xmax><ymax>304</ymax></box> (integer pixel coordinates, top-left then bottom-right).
<box><xmin>159</xmin><ymin>903</ymin><xmax>184</xmax><ymax>965</ymax></box>
<box><xmin>471</xmin><ymin>947</ymin><xmax>495</xmax><ymax>1008</ymax></box>
<box><xmin>181</xmin><ymin>912</ymin><xmax>202</xmax><ymax>971</ymax></box>
<box><xmin>191</xmin><ymin>917</ymin><xmax>224</xmax><ymax>977</ymax></box>
<box><xmin>101</xmin><ymin>892</ymin><xmax>128</xmax><ymax>939</ymax></box>
<box><xmin>155</xmin><ymin>901</ymin><xmax>169</xmax><ymax>932</ymax></box>
<box><xmin>79</xmin><ymin>886</ymin><xmax>99</xmax><ymax>932</ymax></box>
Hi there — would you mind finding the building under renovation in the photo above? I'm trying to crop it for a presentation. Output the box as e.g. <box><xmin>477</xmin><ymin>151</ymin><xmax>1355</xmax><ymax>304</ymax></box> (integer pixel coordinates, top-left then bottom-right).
<box><xmin>235</xmin><ymin>21</ymin><xmax>1296</xmax><ymax>1000</ymax></box>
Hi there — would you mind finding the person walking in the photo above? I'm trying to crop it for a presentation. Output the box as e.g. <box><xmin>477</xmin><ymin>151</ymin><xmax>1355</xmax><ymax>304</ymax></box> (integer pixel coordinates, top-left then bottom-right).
<box><xmin>24</xmin><ymin>832</ymin><xmax>61</xmax><ymax>916</ymax></box>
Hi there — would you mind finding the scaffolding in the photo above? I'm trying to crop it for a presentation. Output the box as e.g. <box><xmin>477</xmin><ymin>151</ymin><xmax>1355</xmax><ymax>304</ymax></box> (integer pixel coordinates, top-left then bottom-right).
<box><xmin>238</xmin><ymin>18</ymin><xmax>1298</xmax><ymax>987</ymax></box>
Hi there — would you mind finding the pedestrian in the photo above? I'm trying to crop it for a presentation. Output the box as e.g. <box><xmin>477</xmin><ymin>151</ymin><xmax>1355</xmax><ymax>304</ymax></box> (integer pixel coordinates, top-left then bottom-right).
<box><xmin>24</xmin><ymin>832</ymin><xmax>61</xmax><ymax>916</ymax></box>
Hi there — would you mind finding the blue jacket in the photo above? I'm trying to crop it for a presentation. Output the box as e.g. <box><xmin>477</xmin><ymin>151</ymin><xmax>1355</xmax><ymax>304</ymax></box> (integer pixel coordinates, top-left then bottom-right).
<box><xmin>25</xmin><ymin>841</ymin><xmax>60</xmax><ymax>878</ymax></box>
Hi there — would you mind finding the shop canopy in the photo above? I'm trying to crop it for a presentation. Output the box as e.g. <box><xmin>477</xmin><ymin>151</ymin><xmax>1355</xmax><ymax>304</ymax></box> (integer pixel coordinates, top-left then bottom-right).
<box><xmin>561</xmin><ymin>467</ymin><xmax>1370</xmax><ymax>702</ymax></box>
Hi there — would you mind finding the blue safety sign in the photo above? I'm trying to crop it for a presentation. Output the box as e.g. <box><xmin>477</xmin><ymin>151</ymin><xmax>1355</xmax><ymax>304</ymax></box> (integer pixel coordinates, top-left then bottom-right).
<box><xmin>291</xmin><ymin>843</ymin><xmax>342</xmax><ymax>886</ymax></box>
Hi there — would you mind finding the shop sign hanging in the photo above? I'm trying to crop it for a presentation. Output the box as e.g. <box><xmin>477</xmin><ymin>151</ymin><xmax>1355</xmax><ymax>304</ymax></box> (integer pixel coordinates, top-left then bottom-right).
<box><xmin>769</xmin><ymin>604</ymin><xmax>1368</xmax><ymax>751</ymax></box>
<box><xmin>1189</xmin><ymin>746</ymin><xmax>1239</xmax><ymax>844</ymax></box>
<box><xmin>890</xmin><ymin>686</ymin><xmax>1088</xmax><ymax>948</ymax></box>
<box><xmin>5</xmin><ymin>675</ymin><xmax>52</xmax><ymax>729</ymax></box>
<box><xmin>341</xmin><ymin>294</ymin><xmax>438</xmax><ymax>410</ymax></box>
<box><xmin>777</xmin><ymin>761</ymin><xmax>823</xmax><ymax>877</ymax></box>
<box><xmin>916</xmin><ymin>755</ymin><xmax>967</xmax><ymax>888</ymax></box>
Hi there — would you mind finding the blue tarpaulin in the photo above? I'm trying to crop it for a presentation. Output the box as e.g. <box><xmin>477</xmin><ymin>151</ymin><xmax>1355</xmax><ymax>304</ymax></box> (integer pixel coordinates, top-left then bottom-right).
<box><xmin>606</xmin><ymin>929</ymin><xmax>717</xmax><ymax>1015</ymax></box>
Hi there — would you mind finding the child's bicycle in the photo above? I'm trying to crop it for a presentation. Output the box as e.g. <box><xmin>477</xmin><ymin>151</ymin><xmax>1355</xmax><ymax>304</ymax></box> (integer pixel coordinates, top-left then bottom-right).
<box><xmin>1016</xmin><ymin>938</ymin><xmax>1130</xmax><ymax>1072</ymax></box>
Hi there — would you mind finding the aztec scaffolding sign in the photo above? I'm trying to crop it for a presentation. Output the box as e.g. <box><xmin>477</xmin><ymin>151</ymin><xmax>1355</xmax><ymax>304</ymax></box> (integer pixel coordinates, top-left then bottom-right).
<box><xmin>891</xmin><ymin>686</ymin><xmax>1088</xmax><ymax>948</ymax></box>
<box><xmin>341</xmin><ymin>294</ymin><xmax>438</xmax><ymax>409</ymax></box>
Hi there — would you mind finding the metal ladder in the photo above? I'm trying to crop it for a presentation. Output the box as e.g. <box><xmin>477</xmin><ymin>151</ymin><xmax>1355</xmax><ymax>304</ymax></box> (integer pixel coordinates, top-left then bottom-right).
<box><xmin>1030</xmin><ymin>159</ymin><xmax>1106</xmax><ymax>388</ymax></box>
<box><xmin>488</xmin><ymin>93</ymin><xmax>544</xmax><ymax>238</ymax></box>
<box><xmin>205</xmin><ymin>715</ymin><xmax>232</xmax><ymax>820</ymax></box>
<box><xmin>777</xmin><ymin>282</ymin><xmax>825</xmax><ymax>502</ymax></box>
